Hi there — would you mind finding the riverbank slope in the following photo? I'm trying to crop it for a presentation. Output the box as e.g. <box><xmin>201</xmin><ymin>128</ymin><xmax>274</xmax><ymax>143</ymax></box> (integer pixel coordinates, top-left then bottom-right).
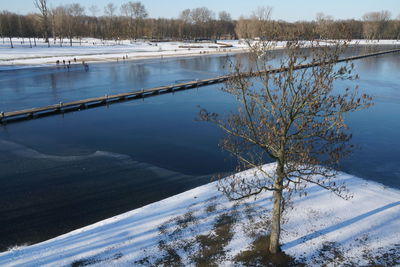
<box><xmin>0</xmin><ymin>163</ymin><xmax>399</xmax><ymax>266</ymax></box>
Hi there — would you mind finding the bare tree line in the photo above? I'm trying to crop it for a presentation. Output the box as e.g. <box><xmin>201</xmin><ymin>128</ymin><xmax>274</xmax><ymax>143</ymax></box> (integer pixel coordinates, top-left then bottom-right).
<box><xmin>0</xmin><ymin>2</ymin><xmax>399</xmax><ymax>48</ymax></box>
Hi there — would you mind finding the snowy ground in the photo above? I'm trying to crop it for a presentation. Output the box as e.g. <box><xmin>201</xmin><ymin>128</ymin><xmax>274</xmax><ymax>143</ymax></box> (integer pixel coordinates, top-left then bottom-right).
<box><xmin>0</xmin><ymin>38</ymin><xmax>248</xmax><ymax>70</ymax></box>
<box><xmin>0</xmin><ymin>163</ymin><xmax>398</xmax><ymax>266</ymax></box>
<box><xmin>1</xmin><ymin>38</ymin><xmax>399</xmax><ymax>70</ymax></box>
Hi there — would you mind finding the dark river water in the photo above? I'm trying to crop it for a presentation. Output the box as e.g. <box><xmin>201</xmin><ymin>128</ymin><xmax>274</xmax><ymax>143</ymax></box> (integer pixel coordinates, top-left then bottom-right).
<box><xmin>0</xmin><ymin>46</ymin><xmax>399</xmax><ymax>251</ymax></box>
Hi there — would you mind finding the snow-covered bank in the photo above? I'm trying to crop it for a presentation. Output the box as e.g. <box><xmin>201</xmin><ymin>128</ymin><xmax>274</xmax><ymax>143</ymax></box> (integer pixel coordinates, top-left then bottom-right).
<box><xmin>0</xmin><ymin>163</ymin><xmax>399</xmax><ymax>266</ymax></box>
<box><xmin>1</xmin><ymin>38</ymin><xmax>399</xmax><ymax>70</ymax></box>
<box><xmin>0</xmin><ymin>38</ymin><xmax>248</xmax><ymax>70</ymax></box>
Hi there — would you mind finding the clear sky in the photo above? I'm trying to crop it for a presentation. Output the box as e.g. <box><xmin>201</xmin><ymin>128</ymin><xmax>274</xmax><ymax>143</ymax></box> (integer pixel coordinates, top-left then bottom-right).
<box><xmin>1</xmin><ymin>0</ymin><xmax>399</xmax><ymax>21</ymax></box>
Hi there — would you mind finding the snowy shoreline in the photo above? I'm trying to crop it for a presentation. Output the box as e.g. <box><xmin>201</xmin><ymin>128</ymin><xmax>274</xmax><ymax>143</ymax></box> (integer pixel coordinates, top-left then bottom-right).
<box><xmin>0</xmin><ymin>38</ymin><xmax>248</xmax><ymax>70</ymax></box>
<box><xmin>0</xmin><ymin>163</ymin><xmax>399</xmax><ymax>266</ymax></box>
<box><xmin>1</xmin><ymin>38</ymin><xmax>399</xmax><ymax>71</ymax></box>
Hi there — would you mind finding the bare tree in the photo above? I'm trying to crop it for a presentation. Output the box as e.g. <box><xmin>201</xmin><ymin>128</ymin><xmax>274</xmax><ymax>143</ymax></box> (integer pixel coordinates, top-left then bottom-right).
<box><xmin>121</xmin><ymin>1</ymin><xmax>148</xmax><ymax>39</ymax></box>
<box><xmin>26</xmin><ymin>13</ymin><xmax>40</xmax><ymax>46</ymax></box>
<box><xmin>132</xmin><ymin>2</ymin><xmax>148</xmax><ymax>38</ymax></box>
<box><xmin>104</xmin><ymin>3</ymin><xmax>117</xmax><ymax>40</ymax></box>
<box><xmin>315</xmin><ymin>12</ymin><xmax>334</xmax><ymax>39</ymax></box>
<box><xmin>217</xmin><ymin>11</ymin><xmax>233</xmax><ymax>39</ymax></box>
<box><xmin>190</xmin><ymin>7</ymin><xmax>214</xmax><ymax>25</ymax></box>
<box><xmin>33</xmin><ymin>0</ymin><xmax>50</xmax><ymax>46</ymax></box>
<box><xmin>251</xmin><ymin>6</ymin><xmax>273</xmax><ymax>38</ymax></box>
<box><xmin>104</xmin><ymin>3</ymin><xmax>116</xmax><ymax>17</ymax></box>
<box><xmin>235</xmin><ymin>7</ymin><xmax>274</xmax><ymax>42</ymax></box>
<box><xmin>65</xmin><ymin>3</ymin><xmax>85</xmax><ymax>46</ymax></box>
<box><xmin>0</xmin><ymin>11</ymin><xmax>18</xmax><ymax>48</ymax></box>
<box><xmin>235</xmin><ymin>16</ymin><xmax>252</xmax><ymax>39</ymax></box>
<box><xmin>362</xmin><ymin>10</ymin><xmax>391</xmax><ymax>39</ymax></box>
<box><xmin>87</xmin><ymin>6</ymin><xmax>99</xmax><ymax>38</ymax></box>
<box><xmin>17</xmin><ymin>15</ymin><xmax>24</xmax><ymax>44</ymax></box>
<box><xmin>23</xmin><ymin>13</ymin><xmax>39</xmax><ymax>47</ymax></box>
<box><xmin>178</xmin><ymin>9</ymin><xmax>191</xmax><ymax>39</ymax></box>
<box><xmin>231</xmin><ymin>6</ymin><xmax>275</xmax><ymax>40</ymax></box>
<box><xmin>218</xmin><ymin>11</ymin><xmax>232</xmax><ymax>22</ymax></box>
<box><xmin>52</xmin><ymin>6</ymin><xmax>66</xmax><ymax>46</ymax></box>
<box><xmin>0</xmin><ymin>12</ymin><xmax>3</xmax><ymax>44</ymax></box>
<box><xmin>252</xmin><ymin>6</ymin><xmax>273</xmax><ymax>21</ymax></box>
<box><xmin>395</xmin><ymin>14</ymin><xmax>400</xmax><ymax>40</ymax></box>
<box><xmin>199</xmin><ymin>41</ymin><xmax>373</xmax><ymax>254</ymax></box>
<box><xmin>190</xmin><ymin>7</ymin><xmax>214</xmax><ymax>38</ymax></box>
<box><xmin>50</xmin><ymin>8</ymin><xmax>56</xmax><ymax>44</ymax></box>
<box><xmin>89</xmin><ymin>5</ymin><xmax>99</xmax><ymax>17</ymax></box>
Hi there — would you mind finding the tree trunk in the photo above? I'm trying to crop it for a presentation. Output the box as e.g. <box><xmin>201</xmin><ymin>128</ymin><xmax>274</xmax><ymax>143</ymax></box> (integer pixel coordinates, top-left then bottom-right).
<box><xmin>9</xmin><ymin>37</ymin><xmax>13</xmax><ymax>48</ymax></box>
<box><xmin>29</xmin><ymin>37</ymin><xmax>32</xmax><ymax>48</ymax></box>
<box><xmin>45</xmin><ymin>31</ymin><xmax>50</xmax><ymax>47</ymax></box>
<box><xmin>135</xmin><ymin>20</ymin><xmax>138</xmax><ymax>39</ymax></box>
<box><xmin>269</xmin><ymin>188</ymin><xmax>283</xmax><ymax>253</ymax></box>
<box><xmin>45</xmin><ymin>22</ymin><xmax>49</xmax><ymax>46</ymax></box>
<box><xmin>269</xmin><ymin>161</ymin><xmax>284</xmax><ymax>254</ymax></box>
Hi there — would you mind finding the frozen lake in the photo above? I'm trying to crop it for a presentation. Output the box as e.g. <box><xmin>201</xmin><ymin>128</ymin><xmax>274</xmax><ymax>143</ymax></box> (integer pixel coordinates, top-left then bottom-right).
<box><xmin>0</xmin><ymin>46</ymin><xmax>399</xmax><ymax>250</ymax></box>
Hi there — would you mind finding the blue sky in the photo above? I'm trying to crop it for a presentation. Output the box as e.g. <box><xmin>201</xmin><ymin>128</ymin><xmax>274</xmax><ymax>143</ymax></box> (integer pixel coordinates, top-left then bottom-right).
<box><xmin>2</xmin><ymin>0</ymin><xmax>399</xmax><ymax>21</ymax></box>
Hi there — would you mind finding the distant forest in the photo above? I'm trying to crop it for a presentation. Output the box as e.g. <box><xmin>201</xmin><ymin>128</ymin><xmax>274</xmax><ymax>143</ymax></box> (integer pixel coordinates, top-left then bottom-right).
<box><xmin>0</xmin><ymin>1</ymin><xmax>399</xmax><ymax>47</ymax></box>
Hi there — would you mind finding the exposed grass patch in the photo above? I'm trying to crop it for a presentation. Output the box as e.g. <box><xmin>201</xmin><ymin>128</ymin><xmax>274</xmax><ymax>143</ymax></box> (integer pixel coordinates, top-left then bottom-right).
<box><xmin>242</xmin><ymin>202</ymin><xmax>271</xmax><ymax>239</ymax></box>
<box><xmin>192</xmin><ymin>213</ymin><xmax>237</xmax><ymax>266</ymax></box>
<box><xmin>362</xmin><ymin>243</ymin><xmax>400</xmax><ymax>267</ymax></box>
<box><xmin>135</xmin><ymin>210</ymin><xmax>199</xmax><ymax>266</ymax></box>
<box><xmin>234</xmin><ymin>235</ymin><xmax>297</xmax><ymax>267</ymax></box>
<box><xmin>206</xmin><ymin>203</ymin><xmax>217</xmax><ymax>213</ymax></box>
<box><xmin>154</xmin><ymin>247</ymin><xmax>183</xmax><ymax>267</ymax></box>
<box><xmin>133</xmin><ymin>256</ymin><xmax>151</xmax><ymax>266</ymax></box>
<box><xmin>71</xmin><ymin>252</ymin><xmax>123</xmax><ymax>267</ymax></box>
<box><xmin>310</xmin><ymin>240</ymin><xmax>400</xmax><ymax>267</ymax></box>
<box><xmin>314</xmin><ymin>241</ymin><xmax>345</xmax><ymax>265</ymax></box>
<box><xmin>177</xmin><ymin>211</ymin><xmax>196</xmax><ymax>229</ymax></box>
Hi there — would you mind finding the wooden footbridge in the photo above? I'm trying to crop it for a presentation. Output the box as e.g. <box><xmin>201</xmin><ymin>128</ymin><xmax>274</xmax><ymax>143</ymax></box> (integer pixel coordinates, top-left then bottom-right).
<box><xmin>1</xmin><ymin>48</ymin><xmax>400</xmax><ymax>124</ymax></box>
